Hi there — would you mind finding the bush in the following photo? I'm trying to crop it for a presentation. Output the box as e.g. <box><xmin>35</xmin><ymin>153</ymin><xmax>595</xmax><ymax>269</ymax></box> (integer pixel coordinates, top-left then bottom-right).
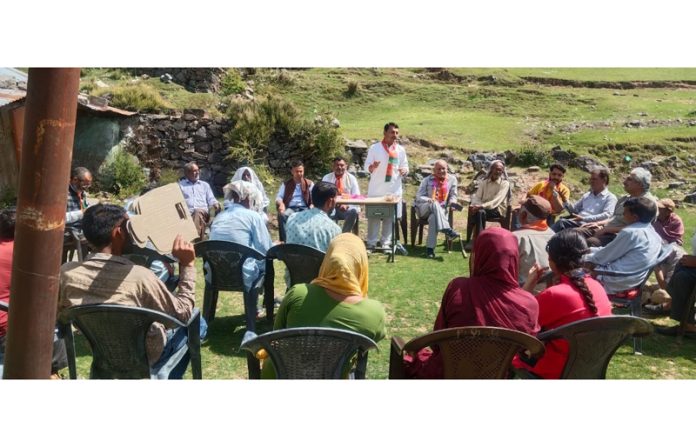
<box><xmin>98</xmin><ymin>148</ymin><xmax>147</xmax><ymax>198</ymax></box>
<box><xmin>515</xmin><ymin>148</ymin><xmax>552</xmax><ymax>167</ymax></box>
<box><xmin>345</xmin><ymin>80</ymin><xmax>360</xmax><ymax>97</ymax></box>
<box><xmin>220</xmin><ymin>69</ymin><xmax>246</xmax><ymax>96</ymax></box>
<box><xmin>92</xmin><ymin>84</ymin><xmax>170</xmax><ymax>113</ymax></box>
<box><xmin>157</xmin><ymin>168</ymin><xmax>182</xmax><ymax>186</ymax></box>
<box><xmin>225</xmin><ymin>95</ymin><xmax>344</xmax><ymax>175</ymax></box>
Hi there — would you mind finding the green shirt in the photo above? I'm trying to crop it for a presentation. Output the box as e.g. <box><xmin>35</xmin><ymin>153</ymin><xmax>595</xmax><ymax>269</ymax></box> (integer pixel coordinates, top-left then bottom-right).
<box><xmin>261</xmin><ymin>283</ymin><xmax>386</xmax><ymax>378</ymax></box>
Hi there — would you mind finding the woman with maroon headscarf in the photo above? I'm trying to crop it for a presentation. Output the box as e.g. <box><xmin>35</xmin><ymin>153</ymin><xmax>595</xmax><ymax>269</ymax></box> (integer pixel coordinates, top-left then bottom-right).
<box><xmin>403</xmin><ymin>227</ymin><xmax>540</xmax><ymax>379</ymax></box>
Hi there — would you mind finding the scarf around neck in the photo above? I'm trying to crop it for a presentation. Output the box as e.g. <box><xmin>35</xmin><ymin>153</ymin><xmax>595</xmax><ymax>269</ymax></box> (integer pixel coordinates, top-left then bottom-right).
<box><xmin>381</xmin><ymin>141</ymin><xmax>398</xmax><ymax>182</ymax></box>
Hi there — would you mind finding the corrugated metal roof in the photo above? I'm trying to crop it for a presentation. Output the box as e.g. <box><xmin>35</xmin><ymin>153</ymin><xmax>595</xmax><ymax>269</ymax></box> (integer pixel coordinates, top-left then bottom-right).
<box><xmin>0</xmin><ymin>68</ymin><xmax>28</xmax><ymax>107</ymax></box>
<box><xmin>0</xmin><ymin>88</ymin><xmax>26</xmax><ymax>107</ymax></box>
<box><xmin>0</xmin><ymin>89</ymin><xmax>136</xmax><ymax>117</ymax></box>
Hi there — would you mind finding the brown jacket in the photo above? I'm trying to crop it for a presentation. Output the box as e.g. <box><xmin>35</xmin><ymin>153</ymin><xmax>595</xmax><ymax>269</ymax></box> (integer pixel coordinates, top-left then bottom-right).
<box><xmin>282</xmin><ymin>178</ymin><xmax>313</xmax><ymax>208</ymax></box>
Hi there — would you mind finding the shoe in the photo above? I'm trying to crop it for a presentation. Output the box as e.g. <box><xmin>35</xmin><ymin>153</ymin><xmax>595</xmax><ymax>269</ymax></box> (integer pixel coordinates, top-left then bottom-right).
<box><xmin>366</xmin><ymin>245</ymin><xmax>376</xmax><ymax>254</ymax></box>
<box><xmin>443</xmin><ymin>229</ymin><xmax>460</xmax><ymax>240</ymax></box>
<box><xmin>426</xmin><ymin>248</ymin><xmax>435</xmax><ymax>259</ymax></box>
<box><xmin>654</xmin><ymin>325</ymin><xmax>696</xmax><ymax>338</ymax></box>
<box><xmin>643</xmin><ymin>303</ymin><xmax>670</xmax><ymax>316</ymax></box>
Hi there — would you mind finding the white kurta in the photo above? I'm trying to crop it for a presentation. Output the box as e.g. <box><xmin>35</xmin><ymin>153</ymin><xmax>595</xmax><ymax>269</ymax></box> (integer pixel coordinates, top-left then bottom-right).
<box><xmin>364</xmin><ymin>142</ymin><xmax>409</xmax><ymax>198</ymax></box>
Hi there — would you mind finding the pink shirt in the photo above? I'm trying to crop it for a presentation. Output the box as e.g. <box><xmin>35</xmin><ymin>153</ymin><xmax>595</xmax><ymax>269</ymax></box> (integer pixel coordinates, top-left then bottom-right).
<box><xmin>0</xmin><ymin>239</ymin><xmax>14</xmax><ymax>337</ymax></box>
<box><xmin>653</xmin><ymin>212</ymin><xmax>684</xmax><ymax>245</ymax></box>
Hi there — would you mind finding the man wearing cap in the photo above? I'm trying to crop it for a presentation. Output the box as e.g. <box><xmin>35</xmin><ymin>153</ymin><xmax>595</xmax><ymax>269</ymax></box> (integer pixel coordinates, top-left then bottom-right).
<box><xmin>648</xmin><ymin>198</ymin><xmax>686</xmax><ymax>299</ymax></box>
<box><xmin>513</xmin><ymin>195</ymin><xmax>555</xmax><ymax>287</ymax></box>
<box><xmin>551</xmin><ymin>168</ymin><xmax>617</xmax><ymax>233</ymax></box>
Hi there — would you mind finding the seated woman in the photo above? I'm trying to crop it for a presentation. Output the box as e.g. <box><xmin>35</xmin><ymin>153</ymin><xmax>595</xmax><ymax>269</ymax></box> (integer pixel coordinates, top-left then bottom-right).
<box><xmin>230</xmin><ymin>166</ymin><xmax>270</xmax><ymax>221</ymax></box>
<box><xmin>261</xmin><ymin>232</ymin><xmax>385</xmax><ymax>378</ymax></box>
<box><xmin>513</xmin><ymin>230</ymin><xmax>612</xmax><ymax>379</ymax></box>
<box><xmin>403</xmin><ymin>227</ymin><xmax>540</xmax><ymax>379</ymax></box>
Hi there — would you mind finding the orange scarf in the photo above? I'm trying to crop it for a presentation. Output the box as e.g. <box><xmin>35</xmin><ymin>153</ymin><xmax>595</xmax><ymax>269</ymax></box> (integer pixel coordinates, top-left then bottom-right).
<box><xmin>335</xmin><ymin>175</ymin><xmax>344</xmax><ymax>195</ymax></box>
<box><xmin>431</xmin><ymin>177</ymin><xmax>449</xmax><ymax>205</ymax></box>
<box><xmin>382</xmin><ymin>141</ymin><xmax>398</xmax><ymax>182</ymax></box>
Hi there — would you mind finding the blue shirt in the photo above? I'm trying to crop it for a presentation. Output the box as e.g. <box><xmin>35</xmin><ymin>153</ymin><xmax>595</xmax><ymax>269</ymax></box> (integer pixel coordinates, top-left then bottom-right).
<box><xmin>178</xmin><ymin>178</ymin><xmax>218</xmax><ymax>213</ymax></box>
<box><xmin>585</xmin><ymin>222</ymin><xmax>663</xmax><ymax>293</ymax></box>
<box><xmin>276</xmin><ymin>182</ymin><xmax>314</xmax><ymax>209</ymax></box>
<box><xmin>567</xmin><ymin>188</ymin><xmax>617</xmax><ymax>223</ymax></box>
<box><xmin>209</xmin><ymin>204</ymin><xmax>272</xmax><ymax>290</ymax></box>
<box><xmin>285</xmin><ymin>208</ymin><xmax>341</xmax><ymax>252</ymax></box>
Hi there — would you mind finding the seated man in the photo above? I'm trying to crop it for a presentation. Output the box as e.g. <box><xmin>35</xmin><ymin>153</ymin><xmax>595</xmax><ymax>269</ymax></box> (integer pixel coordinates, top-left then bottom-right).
<box><xmin>654</xmin><ymin>231</ymin><xmax>696</xmax><ymax>337</ymax></box>
<box><xmin>580</xmin><ymin>167</ymin><xmax>658</xmax><ymax>247</ymax></box>
<box><xmin>551</xmin><ymin>168</ymin><xmax>617</xmax><ymax>233</ymax></box>
<box><xmin>276</xmin><ymin>160</ymin><xmax>314</xmax><ymax>242</ymax></box>
<box><xmin>527</xmin><ymin>163</ymin><xmax>571</xmax><ymax>223</ymax></box>
<box><xmin>466</xmin><ymin>160</ymin><xmax>510</xmax><ymax>249</ymax></box>
<box><xmin>59</xmin><ymin>204</ymin><xmax>205</xmax><ymax>379</ymax></box>
<box><xmin>583</xmin><ymin>197</ymin><xmax>663</xmax><ymax>295</ymax></box>
<box><xmin>285</xmin><ymin>181</ymin><xmax>342</xmax><ymax>252</ymax></box>
<box><xmin>414</xmin><ymin>159</ymin><xmax>460</xmax><ymax>259</ymax></box>
<box><xmin>322</xmin><ymin>156</ymin><xmax>360</xmax><ymax>233</ymax></box>
<box><xmin>65</xmin><ymin>166</ymin><xmax>93</xmax><ymax>229</ymax></box>
<box><xmin>209</xmin><ymin>180</ymin><xmax>272</xmax><ymax>336</ymax></box>
<box><xmin>178</xmin><ymin>162</ymin><xmax>221</xmax><ymax>240</ymax></box>
<box><xmin>513</xmin><ymin>195</ymin><xmax>554</xmax><ymax>288</ymax></box>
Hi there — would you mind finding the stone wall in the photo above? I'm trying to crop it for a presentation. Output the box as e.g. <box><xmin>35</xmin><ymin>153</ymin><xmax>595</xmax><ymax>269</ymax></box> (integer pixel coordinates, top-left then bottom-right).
<box><xmin>126</xmin><ymin>68</ymin><xmax>227</xmax><ymax>93</ymax></box>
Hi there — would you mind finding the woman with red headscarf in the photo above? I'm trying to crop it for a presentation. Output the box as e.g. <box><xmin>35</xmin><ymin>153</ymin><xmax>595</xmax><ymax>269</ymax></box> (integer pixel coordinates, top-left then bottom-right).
<box><xmin>403</xmin><ymin>227</ymin><xmax>540</xmax><ymax>378</ymax></box>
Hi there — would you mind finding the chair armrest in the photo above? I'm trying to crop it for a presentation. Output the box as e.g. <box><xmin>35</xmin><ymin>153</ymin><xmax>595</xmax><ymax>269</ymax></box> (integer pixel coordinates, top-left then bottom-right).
<box><xmin>186</xmin><ymin>308</ymin><xmax>202</xmax><ymax>379</ymax></box>
<box><xmin>389</xmin><ymin>336</ymin><xmax>407</xmax><ymax>379</ymax></box>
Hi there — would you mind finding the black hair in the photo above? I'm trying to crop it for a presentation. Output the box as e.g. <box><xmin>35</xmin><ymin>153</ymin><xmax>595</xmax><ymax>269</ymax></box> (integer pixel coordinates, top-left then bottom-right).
<box><xmin>291</xmin><ymin>160</ymin><xmax>304</xmax><ymax>169</ymax></box>
<box><xmin>623</xmin><ymin>196</ymin><xmax>657</xmax><ymax>223</ymax></box>
<box><xmin>591</xmin><ymin>167</ymin><xmax>610</xmax><ymax>185</ymax></box>
<box><xmin>549</xmin><ymin>163</ymin><xmax>567</xmax><ymax>174</ymax></box>
<box><xmin>311</xmin><ymin>181</ymin><xmax>338</xmax><ymax>208</ymax></box>
<box><xmin>333</xmin><ymin>156</ymin><xmax>347</xmax><ymax>164</ymax></box>
<box><xmin>82</xmin><ymin>204</ymin><xmax>127</xmax><ymax>250</ymax></box>
<box><xmin>547</xmin><ymin>230</ymin><xmax>597</xmax><ymax>315</ymax></box>
<box><xmin>383</xmin><ymin>122</ymin><xmax>399</xmax><ymax>132</ymax></box>
<box><xmin>0</xmin><ymin>207</ymin><xmax>17</xmax><ymax>239</ymax></box>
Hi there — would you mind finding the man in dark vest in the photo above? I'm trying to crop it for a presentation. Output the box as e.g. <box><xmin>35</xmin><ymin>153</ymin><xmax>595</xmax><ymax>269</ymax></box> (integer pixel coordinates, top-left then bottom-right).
<box><xmin>275</xmin><ymin>160</ymin><xmax>314</xmax><ymax>241</ymax></box>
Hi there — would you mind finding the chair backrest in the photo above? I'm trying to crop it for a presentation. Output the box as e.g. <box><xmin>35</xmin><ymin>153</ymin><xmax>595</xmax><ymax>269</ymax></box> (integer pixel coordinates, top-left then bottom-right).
<box><xmin>58</xmin><ymin>304</ymin><xmax>187</xmax><ymax>379</ymax></box>
<box><xmin>537</xmin><ymin>316</ymin><xmax>653</xmax><ymax>379</ymax></box>
<box><xmin>195</xmin><ymin>240</ymin><xmax>265</xmax><ymax>291</ymax></box>
<box><xmin>122</xmin><ymin>244</ymin><xmax>176</xmax><ymax>269</ymax></box>
<box><xmin>266</xmin><ymin>244</ymin><xmax>325</xmax><ymax>286</ymax></box>
<box><xmin>241</xmin><ymin>327</ymin><xmax>378</xmax><ymax>379</ymax></box>
<box><xmin>402</xmin><ymin>326</ymin><xmax>545</xmax><ymax>379</ymax></box>
<box><xmin>0</xmin><ymin>301</ymin><xmax>7</xmax><ymax>312</ymax></box>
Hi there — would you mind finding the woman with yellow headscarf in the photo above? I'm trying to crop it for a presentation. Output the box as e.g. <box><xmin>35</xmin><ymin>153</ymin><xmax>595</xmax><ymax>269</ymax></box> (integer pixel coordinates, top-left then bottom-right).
<box><xmin>261</xmin><ymin>233</ymin><xmax>385</xmax><ymax>378</ymax></box>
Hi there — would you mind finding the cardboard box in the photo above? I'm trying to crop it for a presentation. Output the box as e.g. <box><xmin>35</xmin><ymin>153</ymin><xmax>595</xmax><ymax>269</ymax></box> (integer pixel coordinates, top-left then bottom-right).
<box><xmin>127</xmin><ymin>183</ymin><xmax>198</xmax><ymax>254</ymax></box>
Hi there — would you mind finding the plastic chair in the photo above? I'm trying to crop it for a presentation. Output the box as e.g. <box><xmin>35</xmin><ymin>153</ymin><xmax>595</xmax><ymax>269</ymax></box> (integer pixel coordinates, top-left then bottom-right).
<box><xmin>194</xmin><ymin>240</ymin><xmax>266</xmax><ymax>330</ymax></box>
<box><xmin>62</xmin><ymin>227</ymin><xmax>89</xmax><ymax>263</ymax></box>
<box><xmin>241</xmin><ymin>327</ymin><xmax>378</xmax><ymax>379</ymax></box>
<box><xmin>389</xmin><ymin>326</ymin><xmax>545</xmax><ymax>379</ymax></box>
<box><xmin>515</xmin><ymin>316</ymin><xmax>653</xmax><ymax>379</ymax></box>
<box><xmin>410</xmin><ymin>203</ymin><xmax>460</xmax><ymax>252</ymax></box>
<box><xmin>263</xmin><ymin>244</ymin><xmax>325</xmax><ymax>321</ymax></box>
<box><xmin>58</xmin><ymin>304</ymin><xmax>202</xmax><ymax>379</ymax></box>
<box><xmin>122</xmin><ymin>244</ymin><xmax>179</xmax><ymax>292</ymax></box>
<box><xmin>594</xmin><ymin>243</ymin><xmax>672</xmax><ymax>354</ymax></box>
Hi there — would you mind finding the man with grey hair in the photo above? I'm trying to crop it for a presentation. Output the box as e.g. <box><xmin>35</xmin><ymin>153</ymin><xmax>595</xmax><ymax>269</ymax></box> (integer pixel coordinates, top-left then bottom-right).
<box><xmin>66</xmin><ymin>166</ymin><xmax>93</xmax><ymax>229</ymax></box>
<box><xmin>552</xmin><ymin>168</ymin><xmax>618</xmax><ymax>232</ymax></box>
<box><xmin>414</xmin><ymin>159</ymin><xmax>460</xmax><ymax>259</ymax></box>
<box><xmin>465</xmin><ymin>159</ymin><xmax>510</xmax><ymax>249</ymax></box>
<box><xmin>582</xmin><ymin>167</ymin><xmax>658</xmax><ymax>247</ymax></box>
<box><xmin>178</xmin><ymin>162</ymin><xmax>220</xmax><ymax>239</ymax></box>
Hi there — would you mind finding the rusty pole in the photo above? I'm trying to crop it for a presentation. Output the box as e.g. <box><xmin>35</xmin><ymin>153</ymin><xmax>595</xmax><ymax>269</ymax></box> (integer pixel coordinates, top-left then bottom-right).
<box><xmin>3</xmin><ymin>68</ymin><xmax>81</xmax><ymax>379</ymax></box>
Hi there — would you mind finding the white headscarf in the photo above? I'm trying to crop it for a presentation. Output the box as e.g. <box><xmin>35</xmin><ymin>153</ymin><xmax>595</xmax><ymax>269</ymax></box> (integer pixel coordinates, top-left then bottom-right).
<box><xmin>223</xmin><ymin>180</ymin><xmax>264</xmax><ymax>214</ymax></box>
<box><xmin>231</xmin><ymin>167</ymin><xmax>270</xmax><ymax>208</ymax></box>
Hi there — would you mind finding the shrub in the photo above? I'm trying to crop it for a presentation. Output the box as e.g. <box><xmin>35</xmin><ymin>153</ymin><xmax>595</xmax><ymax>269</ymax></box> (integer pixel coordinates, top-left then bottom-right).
<box><xmin>220</xmin><ymin>69</ymin><xmax>246</xmax><ymax>96</ymax></box>
<box><xmin>92</xmin><ymin>84</ymin><xmax>170</xmax><ymax>113</ymax></box>
<box><xmin>98</xmin><ymin>147</ymin><xmax>147</xmax><ymax>198</ymax></box>
<box><xmin>345</xmin><ymin>80</ymin><xmax>360</xmax><ymax>97</ymax></box>
<box><xmin>225</xmin><ymin>95</ymin><xmax>344</xmax><ymax>175</ymax></box>
<box><xmin>516</xmin><ymin>148</ymin><xmax>552</xmax><ymax>167</ymax></box>
<box><xmin>157</xmin><ymin>168</ymin><xmax>182</xmax><ymax>186</ymax></box>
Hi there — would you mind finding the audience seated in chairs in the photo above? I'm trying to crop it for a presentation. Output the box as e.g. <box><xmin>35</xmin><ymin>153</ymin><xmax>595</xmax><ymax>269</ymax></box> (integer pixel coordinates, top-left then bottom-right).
<box><xmin>322</xmin><ymin>156</ymin><xmax>361</xmax><ymax>233</ymax></box>
<box><xmin>513</xmin><ymin>195</ymin><xmax>555</xmax><ymax>290</ymax></box>
<box><xmin>178</xmin><ymin>161</ymin><xmax>221</xmax><ymax>240</ymax></box>
<box><xmin>551</xmin><ymin>168</ymin><xmax>617</xmax><ymax>233</ymax></box>
<box><xmin>583</xmin><ymin>197</ymin><xmax>663</xmax><ymax>295</ymax></box>
<box><xmin>413</xmin><ymin>159</ymin><xmax>461</xmax><ymax>259</ymax></box>
<box><xmin>402</xmin><ymin>227</ymin><xmax>540</xmax><ymax>379</ymax></box>
<box><xmin>260</xmin><ymin>232</ymin><xmax>385</xmax><ymax>378</ymax></box>
<box><xmin>579</xmin><ymin>167</ymin><xmax>658</xmax><ymax>247</ymax></box>
<box><xmin>230</xmin><ymin>166</ymin><xmax>271</xmax><ymax>222</ymax></box>
<box><xmin>58</xmin><ymin>204</ymin><xmax>206</xmax><ymax>379</ymax></box>
<box><xmin>209</xmin><ymin>180</ymin><xmax>272</xmax><ymax>337</ymax></box>
<box><xmin>514</xmin><ymin>230</ymin><xmax>612</xmax><ymax>379</ymax></box>
<box><xmin>465</xmin><ymin>160</ymin><xmax>511</xmax><ymax>250</ymax></box>
<box><xmin>276</xmin><ymin>160</ymin><xmax>314</xmax><ymax>242</ymax></box>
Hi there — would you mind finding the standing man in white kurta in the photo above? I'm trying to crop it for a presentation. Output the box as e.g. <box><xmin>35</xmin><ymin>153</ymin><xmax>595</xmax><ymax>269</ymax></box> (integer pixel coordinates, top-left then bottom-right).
<box><xmin>364</xmin><ymin>122</ymin><xmax>409</xmax><ymax>250</ymax></box>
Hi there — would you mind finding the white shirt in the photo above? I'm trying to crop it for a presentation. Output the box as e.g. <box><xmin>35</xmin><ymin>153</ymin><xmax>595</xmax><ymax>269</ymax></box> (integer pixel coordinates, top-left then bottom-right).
<box><xmin>322</xmin><ymin>171</ymin><xmax>361</xmax><ymax>211</ymax></box>
<box><xmin>364</xmin><ymin>141</ymin><xmax>409</xmax><ymax>198</ymax></box>
<box><xmin>567</xmin><ymin>188</ymin><xmax>618</xmax><ymax>223</ymax></box>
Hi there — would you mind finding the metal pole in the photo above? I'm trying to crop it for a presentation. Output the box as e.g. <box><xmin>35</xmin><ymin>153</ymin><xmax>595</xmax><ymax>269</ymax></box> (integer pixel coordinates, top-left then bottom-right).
<box><xmin>3</xmin><ymin>68</ymin><xmax>81</xmax><ymax>379</ymax></box>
